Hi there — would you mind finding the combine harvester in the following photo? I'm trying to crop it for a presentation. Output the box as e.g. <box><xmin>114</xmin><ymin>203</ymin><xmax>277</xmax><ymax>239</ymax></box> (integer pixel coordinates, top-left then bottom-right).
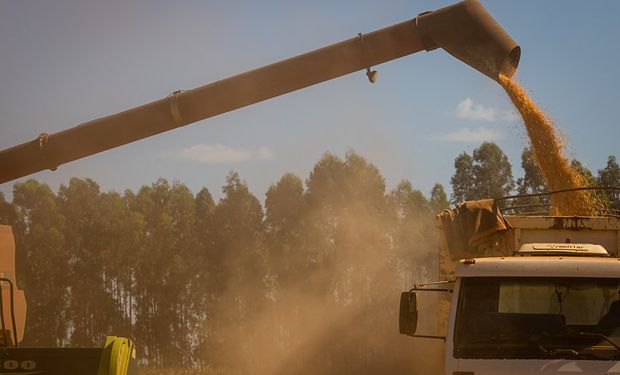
<box><xmin>401</xmin><ymin>194</ymin><xmax>620</xmax><ymax>374</ymax></box>
<box><xmin>0</xmin><ymin>1</ymin><xmax>521</xmax><ymax>373</ymax></box>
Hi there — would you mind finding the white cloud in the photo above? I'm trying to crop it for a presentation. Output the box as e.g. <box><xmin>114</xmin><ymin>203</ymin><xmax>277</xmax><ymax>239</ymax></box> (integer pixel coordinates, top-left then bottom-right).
<box><xmin>434</xmin><ymin>127</ymin><xmax>504</xmax><ymax>143</ymax></box>
<box><xmin>455</xmin><ymin>98</ymin><xmax>496</xmax><ymax>122</ymax></box>
<box><xmin>257</xmin><ymin>147</ymin><xmax>275</xmax><ymax>160</ymax></box>
<box><xmin>165</xmin><ymin>144</ymin><xmax>275</xmax><ymax>163</ymax></box>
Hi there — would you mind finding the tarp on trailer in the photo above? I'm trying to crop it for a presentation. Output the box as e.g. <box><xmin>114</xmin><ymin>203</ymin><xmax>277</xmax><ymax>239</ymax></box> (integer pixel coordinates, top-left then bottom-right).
<box><xmin>438</xmin><ymin>199</ymin><xmax>511</xmax><ymax>260</ymax></box>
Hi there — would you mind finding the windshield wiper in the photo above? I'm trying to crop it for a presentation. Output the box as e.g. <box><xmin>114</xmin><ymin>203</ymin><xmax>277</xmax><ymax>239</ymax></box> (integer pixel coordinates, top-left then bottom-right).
<box><xmin>463</xmin><ymin>335</ymin><xmax>529</xmax><ymax>345</ymax></box>
<box><xmin>538</xmin><ymin>345</ymin><xmax>578</xmax><ymax>358</ymax></box>
<box><xmin>537</xmin><ymin>332</ymin><xmax>620</xmax><ymax>359</ymax></box>
<box><xmin>577</xmin><ymin>332</ymin><xmax>620</xmax><ymax>354</ymax></box>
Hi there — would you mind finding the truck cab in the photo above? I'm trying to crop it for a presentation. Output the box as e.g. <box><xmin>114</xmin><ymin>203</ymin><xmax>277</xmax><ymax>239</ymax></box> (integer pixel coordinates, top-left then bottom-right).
<box><xmin>446</xmin><ymin>249</ymin><xmax>620</xmax><ymax>374</ymax></box>
<box><xmin>401</xmin><ymin>199</ymin><xmax>620</xmax><ymax>374</ymax></box>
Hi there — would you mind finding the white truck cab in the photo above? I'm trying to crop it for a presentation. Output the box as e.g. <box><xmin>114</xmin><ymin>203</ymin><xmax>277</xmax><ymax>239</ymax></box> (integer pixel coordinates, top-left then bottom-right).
<box><xmin>400</xmin><ymin>207</ymin><xmax>620</xmax><ymax>375</ymax></box>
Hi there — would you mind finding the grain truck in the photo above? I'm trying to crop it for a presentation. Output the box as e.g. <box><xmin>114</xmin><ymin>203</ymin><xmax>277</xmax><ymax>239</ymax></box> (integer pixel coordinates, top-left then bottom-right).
<box><xmin>400</xmin><ymin>192</ymin><xmax>620</xmax><ymax>374</ymax></box>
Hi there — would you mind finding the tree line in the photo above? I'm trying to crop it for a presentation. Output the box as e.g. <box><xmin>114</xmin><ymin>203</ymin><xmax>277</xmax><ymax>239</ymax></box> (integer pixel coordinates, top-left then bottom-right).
<box><xmin>0</xmin><ymin>151</ymin><xmax>447</xmax><ymax>374</ymax></box>
<box><xmin>450</xmin><ymin>142</ymin><xmax>620</xmax><ymax>209</ymax></box>
<box><xmin>0</xmin><ymin>145</ymin><xmax>618</xmax><ymax>373</ymax></box>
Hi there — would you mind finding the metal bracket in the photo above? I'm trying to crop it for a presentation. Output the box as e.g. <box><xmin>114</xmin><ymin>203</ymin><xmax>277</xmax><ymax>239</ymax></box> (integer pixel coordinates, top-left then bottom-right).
<box><xmin>358</xmin><ymin>33</ymin><xmax>378</xmax><ymax>83</ymax></box>
<box><xmin>412</xmin><ymin>279</ymin><xmax>455</xmax><ymax>292</ymax></box>
<box><xmin>168</xmin><ymin>90</ymin><xmax>185</xmax><ymax>127</ymax></box>
<box><xmin>37</xmin><ymin>133</ymin><xmax>57</xmax><ymax>171</ymax></box>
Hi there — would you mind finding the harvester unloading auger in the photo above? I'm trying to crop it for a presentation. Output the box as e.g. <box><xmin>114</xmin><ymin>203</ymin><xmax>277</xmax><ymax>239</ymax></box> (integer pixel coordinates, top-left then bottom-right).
<box><xmin>0</xmin><ymin>1</ymin><xmax>518</xmax><ymax>374</ymax></box>
<box><xmin>0</xmin><ymin>0</ymin><xmax>519</xmax><ymax>184</ymax></box>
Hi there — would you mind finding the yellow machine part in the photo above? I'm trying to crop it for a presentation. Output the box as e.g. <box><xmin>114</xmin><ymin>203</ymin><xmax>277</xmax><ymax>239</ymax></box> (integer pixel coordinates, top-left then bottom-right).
<box><xmin>97</xmin><ymin>336</ymin><xmax>136</xmax><ymax>375</ymax></box>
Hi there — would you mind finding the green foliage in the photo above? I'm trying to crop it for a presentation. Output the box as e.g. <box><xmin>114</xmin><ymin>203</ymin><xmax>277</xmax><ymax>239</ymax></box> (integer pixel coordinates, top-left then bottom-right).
<box><xmin>598</xmin><ymin>156</ymin><xmax>620</xmax><ymax>187</ymax></box>
<box><xmin>7</xmin><ymin>148</ymin><xmax>618</xmax><ymax>373</ymax></box>
<box><xmin>450</xmin><ymin>152</ymin><xmax>474</xmax><ymax>204</ymax></box>
<box><xmin>12</xmin><ymin>179</ymin><xmax>70</xmax><ymax>346</ymax></box>
<box><xmin>129</xmin><ymin>179</ymin><xmax>199</xmax><ymax>366</ymax></box>
<box><xmin>430</xmin><ymin>183</ymin><xmax>450</xmax><ymax>212</ymax></box>
<box><xmin>471</xmin><ymin>142</ymin><xmax>514</xmax><ymax>199</ymax></box>
<box><xmin>265</xmin><ymin>173</ymin><xmax>305</xmax><ymax>236</ymax></box>
<box><xmin>451</xmin><ymin>142</ymin><xmax>514</xmax><ymax>203</ymax></box>
<box><xmin>597</xmin><ymin>155</ymin><xmax>620</xmax><ymax>210</ymax></box>
<box><xmin>391</xmin><ymin>180</ymin><xmax>430</xmax><ymax>218</ymax></box>
<box><xmin>388</xmin><ymin>180</ymin><xmax>435</xmax><ymax>279</ymax></box>
<box><xmin>513</xmin><ymin>148</ymin><xmax>549</xmax><ymax>214</ymax></box>
<box><xmin>265</xmin><ymin>173</ymin><xmax>305</xmax><ymax>286</ymax></box>
<box><xmin>2</xmin><ymin>153</ymin><xmax>439</xmax><ymax>373</ymax></box>
<box><xmin>516</xmin><ymin>147</ymin><xmax>547</xmax><ymax>195</ymax></box>
<box><xmin>0</xmin><ymin>192</ymin><xmax>16</xmax><ymax>225</ymax></box>
<box><xmin>449</xmin><ymin>145</ymin><xmax>620</xmax><ymax>216</ymax></box>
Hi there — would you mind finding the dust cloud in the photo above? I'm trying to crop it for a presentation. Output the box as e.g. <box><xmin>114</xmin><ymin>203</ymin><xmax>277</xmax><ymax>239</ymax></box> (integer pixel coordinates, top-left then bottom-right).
<box><xmin>200</xmin><ymin>186</ymin><xmax>443</xmax><ymax>374</ymax></box>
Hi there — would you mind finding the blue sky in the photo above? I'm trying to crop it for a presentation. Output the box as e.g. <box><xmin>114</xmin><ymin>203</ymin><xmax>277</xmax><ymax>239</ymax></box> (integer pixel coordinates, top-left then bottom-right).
<box><xmin>1</xmin><ymin>0</ymin><xmax>620</xmax><ymax>202</ymax></box>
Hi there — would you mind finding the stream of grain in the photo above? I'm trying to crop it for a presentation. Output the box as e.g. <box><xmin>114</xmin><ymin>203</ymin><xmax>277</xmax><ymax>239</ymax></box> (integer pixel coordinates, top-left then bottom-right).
<box><xmin>498</xmin><ymin>74</ymin><xmax>602</xmax><ymax>215</ymax></box>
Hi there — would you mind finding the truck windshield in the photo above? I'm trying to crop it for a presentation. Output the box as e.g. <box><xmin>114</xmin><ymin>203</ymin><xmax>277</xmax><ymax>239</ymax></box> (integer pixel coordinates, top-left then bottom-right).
<box><xmin>455</xmin><ymin>277</ymin><xmax>620</xmax><ymax>360</ymax></box>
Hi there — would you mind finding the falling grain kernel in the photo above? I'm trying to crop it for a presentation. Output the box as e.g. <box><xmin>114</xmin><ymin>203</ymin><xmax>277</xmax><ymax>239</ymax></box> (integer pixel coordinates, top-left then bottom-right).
<box><xmin>498</xmin><ymin>74</ymin><xmax>602</xmax><ymax>216</ymax></box>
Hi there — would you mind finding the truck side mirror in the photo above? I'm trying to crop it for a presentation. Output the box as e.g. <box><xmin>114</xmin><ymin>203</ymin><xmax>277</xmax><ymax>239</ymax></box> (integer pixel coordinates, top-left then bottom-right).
<box><xmin>399</xmin><ymin>291</ymin><xmax>418</xmax><ymax>336</ymax></box>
